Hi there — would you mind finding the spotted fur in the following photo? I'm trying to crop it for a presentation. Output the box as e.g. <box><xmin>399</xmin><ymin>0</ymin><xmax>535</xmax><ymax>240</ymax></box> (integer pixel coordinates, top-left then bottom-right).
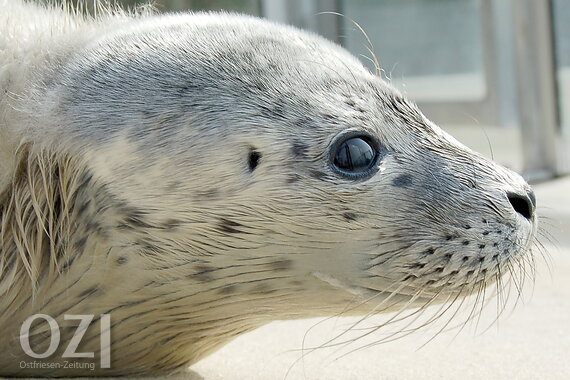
<box><xmin>0</xmin><ymin>0</ymin><xmax>538</xmax><ymax>376</ymax></box>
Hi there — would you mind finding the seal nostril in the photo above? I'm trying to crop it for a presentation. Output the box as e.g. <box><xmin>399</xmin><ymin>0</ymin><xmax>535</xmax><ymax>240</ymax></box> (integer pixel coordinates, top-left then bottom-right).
<box><xmin>507</xmin><ymin>192</ymin><xmax>534</xmax><ymax>220</ymax></box>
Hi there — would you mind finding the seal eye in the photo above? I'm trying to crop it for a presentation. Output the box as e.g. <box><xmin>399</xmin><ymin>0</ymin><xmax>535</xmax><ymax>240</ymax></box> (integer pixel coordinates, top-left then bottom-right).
<box><xmin>329</xmin><ymin>131</ymin><xmax>382</xmax><ymax>180</ymax></box>
<box><xmin>333</xmin><ymin>137</ymin><xmax>376</xmax><ymax>172</ymax></box>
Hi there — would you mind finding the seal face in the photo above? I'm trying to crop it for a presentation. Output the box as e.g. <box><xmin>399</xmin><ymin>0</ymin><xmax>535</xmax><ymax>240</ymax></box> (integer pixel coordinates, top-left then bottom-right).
<box><xmin>0</xmin><ymin>1</ymin><xmax>538</xmax><ymax>376</ymax></box>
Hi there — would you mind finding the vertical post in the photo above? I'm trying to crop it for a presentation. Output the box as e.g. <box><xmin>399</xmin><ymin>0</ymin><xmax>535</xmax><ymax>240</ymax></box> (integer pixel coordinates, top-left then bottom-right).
<box><xmin>511</xmin><ymin>0</ymin><xmax>560</xmax><ymax>180</ymax></box>
<box><xmin>260</xmin><ymin>0</ymin><xmax>288</xmax><ymax>23</ymax></box>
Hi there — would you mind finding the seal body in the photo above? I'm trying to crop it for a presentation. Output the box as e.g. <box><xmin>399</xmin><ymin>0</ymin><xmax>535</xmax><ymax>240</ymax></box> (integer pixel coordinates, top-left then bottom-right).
<box><xmin>0</xmin><ymin>0</ymin><xmax>537</xmax><ymax>376</ymax></box>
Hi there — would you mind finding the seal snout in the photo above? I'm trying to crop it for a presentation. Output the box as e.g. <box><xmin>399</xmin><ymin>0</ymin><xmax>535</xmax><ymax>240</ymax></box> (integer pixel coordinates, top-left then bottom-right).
<box><xmin>506</xmin><ymin>189</ymin><xmax>536</xmax><ymax>221</ymax></box>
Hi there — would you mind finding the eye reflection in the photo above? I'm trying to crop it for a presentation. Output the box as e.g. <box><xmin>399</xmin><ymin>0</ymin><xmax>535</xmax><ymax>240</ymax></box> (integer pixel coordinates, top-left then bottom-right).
<box><xmin>333</xmin><ymin>137</ymin><xmax>376</xmax><ymax>172</ymax></box>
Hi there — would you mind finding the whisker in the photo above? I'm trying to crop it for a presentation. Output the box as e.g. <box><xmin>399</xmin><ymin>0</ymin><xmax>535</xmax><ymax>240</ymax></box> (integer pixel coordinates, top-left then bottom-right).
<box><xmin>316</xmin><ymin>11</ymin><xmax>381</xmax><ymax>75</ymax></box>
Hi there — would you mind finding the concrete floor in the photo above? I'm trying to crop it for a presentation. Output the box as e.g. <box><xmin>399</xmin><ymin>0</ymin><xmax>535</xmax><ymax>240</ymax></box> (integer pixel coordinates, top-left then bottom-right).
<box><xmin>187</xmin><ymin>176</ymin><xmax>570</xmax><ymax>380</ymax></box>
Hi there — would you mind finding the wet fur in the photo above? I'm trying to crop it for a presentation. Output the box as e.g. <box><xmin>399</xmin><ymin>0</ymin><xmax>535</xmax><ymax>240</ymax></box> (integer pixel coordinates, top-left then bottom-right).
<box><xmin>0</xmin><ymin>0</ymin><xmax>538</xmax><ymax>376</ymax></box>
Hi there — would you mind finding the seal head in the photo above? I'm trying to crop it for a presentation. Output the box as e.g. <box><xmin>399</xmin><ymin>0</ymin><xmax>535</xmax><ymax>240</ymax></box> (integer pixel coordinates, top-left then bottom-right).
<box><xmin>0</xmin><ymin>9</ymin><xmax>537</xmax><ymax>376</ymax></box>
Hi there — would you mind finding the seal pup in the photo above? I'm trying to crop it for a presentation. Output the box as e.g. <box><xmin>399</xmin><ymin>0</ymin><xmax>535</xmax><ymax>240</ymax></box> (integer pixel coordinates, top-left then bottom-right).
<box><xmin>0</xmin><ymin>0</ymin><xmax>538</xmax><ymax>376</ymax></box>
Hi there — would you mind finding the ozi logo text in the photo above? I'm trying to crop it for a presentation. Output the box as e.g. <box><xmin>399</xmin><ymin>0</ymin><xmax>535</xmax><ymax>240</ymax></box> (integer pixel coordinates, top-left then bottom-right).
<box><xmin>19</xmin><ymin>314</ymin><xmax>111</xmax><ymax>369</ymax></box>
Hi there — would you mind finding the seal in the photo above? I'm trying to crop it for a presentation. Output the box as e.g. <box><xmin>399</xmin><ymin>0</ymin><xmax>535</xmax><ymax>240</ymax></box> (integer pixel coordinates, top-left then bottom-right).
<box><xmin>0</xmin><ymin>0</ymin><xmax>538</xmax><ymax>376</ymax></box>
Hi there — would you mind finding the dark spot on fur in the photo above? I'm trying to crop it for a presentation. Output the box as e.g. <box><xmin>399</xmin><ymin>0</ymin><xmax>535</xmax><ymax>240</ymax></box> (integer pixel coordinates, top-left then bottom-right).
<box><xmin>117</xmin><ymin>256</ymin><xmax>128</xmax><ymax>265</ymax></box>
<box><xmin>74</xmin><ymin>236</ymin><xmax>87</xmax><ymax>251</ymax></box>
<box><xmin>392</xmin><ymin>174</ymin><xmax>413</xmax><ymax>188</ymax></box>
<box><xmin>345</xmin><ymin>98</ymin><xmax>356</xmax><ymax>107</ymax></box>
<box><xmin>479</xmin><ymin>256</ymin><xmax>485</xmax><ymax>263</ymax></box>
<box><xmin>482</xmin><ymin>231</ymin><xmax>489</xmax><ymax>236</ymax></box>
<box><xmin>85</xmin><ymin>221</ymin><xmax>108</xmax><ymax>238</ymax></box>
<box><xmin>434</xmin><ymin>267</ymin><xmax>444</xmax><ymax>273</ymax></box>
<box><xmin>177</xmin><ymin>83</ymin><xmax>207</xmax><ymax>94</ymax></box>
<box><xmin>218</xmin><ymin>285</ymin><xmax>238</xmax><ymax>295</ymax></box>
<box><xmin>188</xmin><ymin>265</ymin><xmax>215</xmax><ymax>282</ymax></box>
<box><xmin>445</xmin><ymin>235</ymin><xmax>453</xmax><ymax>241</ymax></box>
<box><xmin>79</xmin><ymin>286</ymin><xmax>100</xmax><ymax>298</ymax></box>
<box><xmin>218</xmin><ymin>218</ymin><xmax>243</xmax><ymax>234</ymax></box>
<box><xmin>222</xmin><ymin>219</ymin><xmax>242</xmax><ymax>227</ymax></box>
<box><xmin>353</xmin><ymin>114</ymin><xmax>369</xmax><ymax>122</ymax></box>
<box><xmin>467</xmin><ymin>270</ymin><xmax>475</xmax><ymax>277</ymax></box>
<box><xmin>478</xmin><ymin>244</ymin><xmax>486</xmax><ymax>249</ymax></box>
<box><xmin>424</xmin><ymin>248</ymin><xmax>435</xmax><ymax>256</ymax></box>
<box><xmin>298</xmin><ymin>117</ymin><xmax>319</xmax><ymax>129</ymax></box>
<box><xmin>117</xmin><ymin>222</ymin><xmax>134</xmax><ymax>230</ymax></box>
<box><xmin>291</xmin><ymin>141</ymin><xmax>309</xmax><ymax>158</ymax></box>
<box><xmin>492</xmin><ymin>254</ymin><xmax>499</xmax><ymax>260</ymax></box>
<box><xmin>462</xmin><ymin>256</ymin><xmax>469</xmax><ymax>262</ymax></box>
<box><xmin>449</xmin><ymin>270</ymin><xmax>459</xmax><ymax>276</ymax></box>
<box><xmin>162</xmin><ymin>218</ymin><xmax>182</xmax><ymax>230</ymax></box>
<box><xmin>309</xmin><ymin>170</ymin><xmax>327</xmax><ymax>180</ymax></box>
<box><xmin>403</xmin><ymin>274</ymin><xmax>417</xmax><ymax>282</ymax></box>
<box><xmin>124</xmin><ymin>212</ymin><xmax>152</xmax><ymax>229</ymax></box>
<box><xmin>159</xmin><ymin>336</ymin><xmax>176</xmax><ymax>345</ymax></box>
<box><xmin>77</xmin><ymin>200</ymin><xmax>90</xmax><ymax>217</ymax></box>
<box><xmin>248</xmin><ymin>149</ymin><xmax>261</xmax><ymax>172</ymax></box>
<box><xmin>493</xmin><ymin>242</ymin><xmax>498</xmax><ymax>247</ymax></box>
<box><xmin>136</xmin><ymin>239</ymin><xmax>162</xmax><ymax>256</ymax></box>
<box><xmin>444</xmin><ymin>253</ymin><xmax>452</xmax><ymax>260</ymax></box>
<box><xmin>269</xmin><ymin>259</ymin><xmax>293</xmax><ymax>271</ymax></box>
<box><xmin>61</xmin><ymin>259</ymin><xmax>74</xmax><ymax>273</ymax></box>
<box><xmin>86</xmin><ymin>221</ymin><xmax>99</xmax><ymax>232</ymax></box>
<box><xmin>252</xmin><ymin>283</ymin><xmax>275</xmax><ymax>294</ymax></box>
<box><xmin>252</xmin><ymin>80</ymin><xmax>267</xmax><ymax>92</ymax></box>
<box><xmin>462</xmin><ymin>240</ymin><xmax>470</xmax><ymax>246</ymax></box>
<box><xmin>464</xmin><ymin>225</ymin><xmax>471</xmax><ymax>230</ymax></box>
<box><xmin>287</xmin><ymin>174</ymin><xmax>302</xmax><ymax>184</ymax></box>
<box><xmin>343</xmin><ymin>212</ymin><xmax>358</xmax><ymax>221</ymax></box>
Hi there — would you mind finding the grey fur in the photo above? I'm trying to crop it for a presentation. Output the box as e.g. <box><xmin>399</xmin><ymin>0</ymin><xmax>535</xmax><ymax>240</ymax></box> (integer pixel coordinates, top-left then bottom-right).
<box><xmin>0</xmin><ymin>1</ymin><xmax>537</xmax><ymax>376</ymax></box>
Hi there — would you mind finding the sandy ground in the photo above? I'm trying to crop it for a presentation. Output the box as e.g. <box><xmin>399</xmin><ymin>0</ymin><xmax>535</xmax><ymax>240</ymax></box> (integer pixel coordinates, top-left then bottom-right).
<box><xmin>186</xmin><ymin>176</ymin><xmax>570</xmax><ymax>380</ymax></box>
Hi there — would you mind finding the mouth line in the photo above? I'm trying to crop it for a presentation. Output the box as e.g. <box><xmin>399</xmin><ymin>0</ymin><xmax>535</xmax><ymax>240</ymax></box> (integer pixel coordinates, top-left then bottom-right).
<box><xmin>312</xmin><ymin>271</ymin><xmax>436</xmax><ymax>306</ymax></box>
<box><xmin>311</xmin><ymin>270</ymin><xmax>507</xmax><ymax>309</ymax></box>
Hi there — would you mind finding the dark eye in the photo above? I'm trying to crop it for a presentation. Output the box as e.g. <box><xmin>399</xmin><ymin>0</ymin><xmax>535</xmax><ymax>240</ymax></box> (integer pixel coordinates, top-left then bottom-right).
<box><xmin>329</xmin><ymin>132</ymin><xmax>382</xmax><ymax>180</ymax></box>
<box><xmin>333</xmin><ymin>137</ymin><xmax>377</xmax><ymax>173</ymax></box>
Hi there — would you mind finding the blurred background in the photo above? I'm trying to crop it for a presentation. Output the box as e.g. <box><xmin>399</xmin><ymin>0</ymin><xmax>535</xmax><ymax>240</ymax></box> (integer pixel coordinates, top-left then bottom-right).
<box><xmin>80</xmin><ymin>0</ymin><xmax>569</xmax><ymax>183</ymax></box>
